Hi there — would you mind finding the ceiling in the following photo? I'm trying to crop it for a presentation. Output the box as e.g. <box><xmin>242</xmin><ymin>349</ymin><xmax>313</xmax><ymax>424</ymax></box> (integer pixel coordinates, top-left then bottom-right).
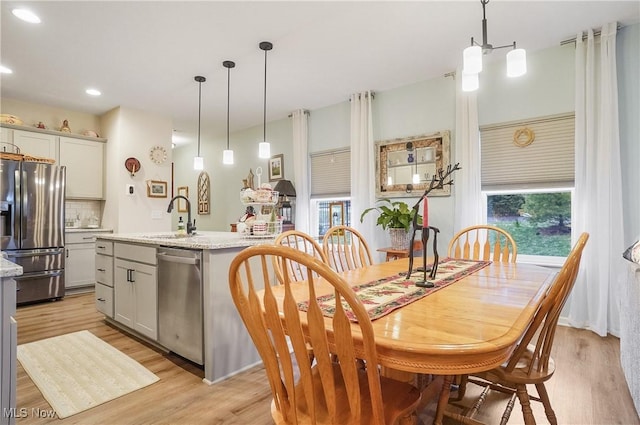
<box><xmin>1</xmin><ymin>1</ymin><xmax>638</xmax><ymax>147</ymax></box>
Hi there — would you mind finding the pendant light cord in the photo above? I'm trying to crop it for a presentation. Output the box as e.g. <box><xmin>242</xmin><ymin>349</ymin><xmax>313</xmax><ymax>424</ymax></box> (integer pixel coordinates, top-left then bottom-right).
<box><xmin>227</xmin><ymin>66</ymin><xmax>231</xmax><ymax>150</ymax></box>
<box><xmin>263</xmin><ymin>47</ymin><xmax>267</xmax><ymax>144</ymax></box>
<box><xmin>197</xmin><ymin>79</ymin><xmax>202</xmax><ymax>157</ymax></box>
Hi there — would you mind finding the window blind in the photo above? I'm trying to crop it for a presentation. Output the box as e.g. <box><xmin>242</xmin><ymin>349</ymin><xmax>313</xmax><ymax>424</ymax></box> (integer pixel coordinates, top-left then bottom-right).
<box><xmin>480</xmin><ymin>113</ymin><xmax>575</xmax><ymax>191</ymax></box>
<box><xmin>310</xmin><ymin>149</ymin><xmax>350</xmax><ymax>197</ymax></box>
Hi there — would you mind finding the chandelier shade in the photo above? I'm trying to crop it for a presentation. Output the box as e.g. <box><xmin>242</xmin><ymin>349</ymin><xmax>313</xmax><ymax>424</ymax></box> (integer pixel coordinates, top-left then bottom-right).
<box><xmin>507</xmin><ymin>48</ymin><xmax>527</xmax><ymax>77</ymax></box>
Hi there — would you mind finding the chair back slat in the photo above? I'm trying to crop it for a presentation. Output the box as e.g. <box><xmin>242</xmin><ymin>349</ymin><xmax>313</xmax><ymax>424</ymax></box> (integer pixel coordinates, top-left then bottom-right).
<box><xmin>229</xmin><ymin>244</ymin><xmax>386</xmax><ymax>425</ymax></box>
<box><xmin>274</xmin><ymin>230</ymin><xmax>328</xmax><ymax>284</ymax></box>
<box><xmin>505</xmin><ymin>232</ymin><xmax>589</xmax><ymax>375</ymax></box>
<box><xmin>322</xmin><ymin>226</ymin><xmax>373</xmax><ymax>273</ymax></box>
<box><xmin>448</xmin><ymin>225</ymin><xmax>518</xmax><ymax>263</ymax></box>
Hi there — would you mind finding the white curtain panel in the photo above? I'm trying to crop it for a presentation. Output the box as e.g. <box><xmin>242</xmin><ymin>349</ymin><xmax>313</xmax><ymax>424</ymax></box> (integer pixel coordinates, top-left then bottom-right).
<box><xmin>567</xmin><ymin>22</ymin><xmax>625</xmax><ymax>337</ymax></box>
<box><xmin>291</xmin><ymin>109</ymin><xmax>310</xmax><ymax>233</ymax></box>
<box><xmin>453</xmin><ymin>69</ymin><xmax>482</xmax><ymax>231</ymax></box>
<box><xmin>350</xmin><ymin>91</ymin><xmax>381</xmax><ymax>261</ymax></box>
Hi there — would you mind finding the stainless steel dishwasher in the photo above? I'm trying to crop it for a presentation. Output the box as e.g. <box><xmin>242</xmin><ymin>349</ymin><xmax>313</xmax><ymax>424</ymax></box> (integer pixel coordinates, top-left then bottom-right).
<box><xmin>157</xmin><ymin>247</ymin><xmax>203</xmax><ymax>365</ymax></box>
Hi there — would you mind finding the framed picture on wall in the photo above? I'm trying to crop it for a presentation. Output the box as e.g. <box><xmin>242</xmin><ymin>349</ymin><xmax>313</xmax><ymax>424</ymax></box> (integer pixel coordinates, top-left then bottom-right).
<box><xmin>147</xmin><ymin>180</ymin><xmax>168</xmax><ymax>198</ymax></box>
<box><xmin>177</xmin><ymin>186</ymin><xmax>189</xmax><ymax>212</ymax></box>
<box><xmin>268</xmin><ymin>154</ymin><xmax>284</xmax><ymax>181</ymax></box>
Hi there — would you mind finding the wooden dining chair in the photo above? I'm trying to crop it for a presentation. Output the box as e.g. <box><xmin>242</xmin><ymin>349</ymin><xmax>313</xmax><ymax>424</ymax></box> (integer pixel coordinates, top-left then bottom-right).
<box><xmin>447</xmin><ymin>225</ymin><xmax>518</xmax><ymax>263</ymax></box>
<box><xmin>443</xmin><ymin>232</ymin><xmax>589</xmax><ymax>425</ymax></box>
<box><xmin>322</xmin><ymin>225</ymin><xmax>374</xmax><ymax>273</ymax></box>
<box><xmin>273</xmin><ymin>230</ymin><xmax>328</xmax><ymax>284</ymax></box>
<box><xmin>229</xmin><ymin>244</ymin><xmax>421</xmax><ymax>425</ymax></box>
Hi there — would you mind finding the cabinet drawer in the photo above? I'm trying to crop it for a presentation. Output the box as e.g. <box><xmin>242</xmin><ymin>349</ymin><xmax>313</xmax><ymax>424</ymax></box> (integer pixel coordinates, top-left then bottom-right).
<box><xmin>114</xmin><ymin>243</ymin><xmax>156</xmax><ymax>265</ymax></box>
<box><xmin>95</xmin><ymin>240</ymin><xmax>113</xmax><ymax>256</ymax></box>
<box><xmin>95</xmin><ymin>254</ymin><xmax>113</xmax><ymax>286</ymax></box>
<box><xmin>95</xmin><ymin>283</ymin><xmax>113</xmax><ymax>318</ymax></box>
<box><xmin>66</xmin><ymin>232</ymin><xmax>99</xmax><ymax>244</ymax></box>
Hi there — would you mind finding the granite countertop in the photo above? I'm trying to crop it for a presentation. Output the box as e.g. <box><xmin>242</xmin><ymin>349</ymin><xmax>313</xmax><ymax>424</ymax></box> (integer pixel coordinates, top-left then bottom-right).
<box><xmin>95</xmin><ymin>231</ymin><xmax>275</xmax><ymax>250</ymax></box>
<box><xmin>65</xmin><ymin>228</ymin><xmax>114</xmax><ymax>233</ymax></box>
<box><xmin>0</xmin><ymin>257</ymin><xmax>23</xmax><ymax>278</ymax></box>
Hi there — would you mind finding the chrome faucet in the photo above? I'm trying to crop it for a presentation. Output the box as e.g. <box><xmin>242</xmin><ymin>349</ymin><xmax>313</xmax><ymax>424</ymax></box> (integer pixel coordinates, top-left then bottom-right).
<box><xmin>167</xmin><ymin>195</ymin><xmax>196</xmax><ymax>235</ymax></box>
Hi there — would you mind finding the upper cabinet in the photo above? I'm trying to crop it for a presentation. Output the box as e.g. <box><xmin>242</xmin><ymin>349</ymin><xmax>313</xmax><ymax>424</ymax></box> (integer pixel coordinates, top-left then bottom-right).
<box><xmin>59</xmin><ymin>136</ymin><xmax>105</xmax><ymax>199</ymax></box>
<box><xmin>13</xmin><ymin>129</ymin><xmax>59</xmax><ymax>161</ymax></box>
<box><xmin>1</xmin><ymin>124</ymin><xmax>106</xmax><ymax>200</ymax></box>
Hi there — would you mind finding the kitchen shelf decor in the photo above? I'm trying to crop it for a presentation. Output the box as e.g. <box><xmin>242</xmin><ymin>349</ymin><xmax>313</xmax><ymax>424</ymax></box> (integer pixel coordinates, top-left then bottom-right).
<box><xmin>239</xmin><ymin>187</ymin><xmax>282</xmax><ymax>238</ymax></box>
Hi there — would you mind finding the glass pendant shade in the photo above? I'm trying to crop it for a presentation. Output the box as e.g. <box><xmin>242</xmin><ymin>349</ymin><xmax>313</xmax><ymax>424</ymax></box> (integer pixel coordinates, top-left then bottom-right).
<box><xmin>259</xmin><ymin>141</ymin><xmax>271</xmax><ymax>159</ymax></box>
<box><xmin>507</xmin><ymin>48</ymin><xmax>527</xmax><ymax>77</ymax></box>
<box><xmin>193</xmin><ymin>156</ymin><xmax>204</xmax><ymax>170</ymax></box>
<box><xmin>463</xmin><ymin>45</ymin><xmax>482</xmax><ymax>74</ymax></box>
<box><xmin>412</xmin><ymin>173</ymin><xmax>420</xmax><ymax>184</ymax></box>
<box><xmin>461</xmin><ymin>71</ymin><xmax>479</xmax><ymax>92</ymax></box>
<box><xmin>223</xmin><ymin>149</ymin><xmax>234</xmax><ymax>165</ymax></box>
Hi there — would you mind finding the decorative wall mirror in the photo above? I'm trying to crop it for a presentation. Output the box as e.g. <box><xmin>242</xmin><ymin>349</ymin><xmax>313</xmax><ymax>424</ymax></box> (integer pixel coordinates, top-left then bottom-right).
<box><xmin>375</xmin><ymin>130</ymin><xmax>451</xmax><ymax>198</ymax></box>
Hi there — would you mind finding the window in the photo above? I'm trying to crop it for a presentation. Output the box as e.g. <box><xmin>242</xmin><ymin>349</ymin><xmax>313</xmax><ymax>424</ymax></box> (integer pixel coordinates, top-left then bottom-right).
<box><xmin>484</xmin><ymin>189</ymin><xmax>572</xmax><ymax>262</ymax></box>
<box><xmin>481</xmin><ymin>113</ymin><xmax>574</xmax><ymax>263</ymax></box>
<box><xmin>310</xmin><ymin>149</ymin><xmax>351</xmax><ymax>239</ymax></box>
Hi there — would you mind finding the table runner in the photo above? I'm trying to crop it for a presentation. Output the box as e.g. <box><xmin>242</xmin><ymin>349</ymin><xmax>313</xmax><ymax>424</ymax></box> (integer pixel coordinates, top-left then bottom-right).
<box><xmin>298</xmin><ymin>258</ymin><xmax>491</xmax><ymax>322</ymax></box>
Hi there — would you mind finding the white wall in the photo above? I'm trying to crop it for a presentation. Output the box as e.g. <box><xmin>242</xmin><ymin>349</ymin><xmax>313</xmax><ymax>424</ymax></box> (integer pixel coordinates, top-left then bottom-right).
<box><xmin>100</xmin><ymin>106</ymin><xmax>173</xmax><ymax>233</ymax></box>
<box><xmin>1</xmin><ymin>97</ymin><xmax>101</xmax><ymax>135</ymax></box>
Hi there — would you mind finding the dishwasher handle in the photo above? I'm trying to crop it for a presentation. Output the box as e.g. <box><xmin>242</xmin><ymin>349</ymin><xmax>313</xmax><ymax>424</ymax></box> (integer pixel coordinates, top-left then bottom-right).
<box><xmin>157</xmin><ymin>252</ymin><xmax>200</xmax><ymax>265</ymax></box>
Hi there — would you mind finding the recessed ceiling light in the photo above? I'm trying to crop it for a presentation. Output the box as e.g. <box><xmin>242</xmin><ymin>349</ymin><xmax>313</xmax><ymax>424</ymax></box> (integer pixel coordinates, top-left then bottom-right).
<box><xmin>12</xmin><ymin>9</ymin><xmax>41</xmax><ymax>24</ymax></box>
<box><xmin>0</xmin><ymin>65</ymin><xmax>13</xmax><ymax>74</ymax></box>
<box><xmin>86</xmin><ymin>88</ymin><xmax>101</xmax><ymax>96</ymax></box>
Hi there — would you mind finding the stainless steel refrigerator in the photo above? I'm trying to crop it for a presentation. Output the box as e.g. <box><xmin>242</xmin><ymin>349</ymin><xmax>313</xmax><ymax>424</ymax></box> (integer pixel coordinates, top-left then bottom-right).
<box><xmin>0</xmin><ymin>159</ymin><xmax>66</xmax><ymax>304</ymax></box>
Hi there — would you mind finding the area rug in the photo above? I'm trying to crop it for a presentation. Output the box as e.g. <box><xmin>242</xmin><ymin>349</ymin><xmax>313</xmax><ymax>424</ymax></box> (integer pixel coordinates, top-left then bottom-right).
<box><xmin>17</xmin><ymin>330</ymin><xmax>159</xmax><ymax>419</ymax></box>
<box><xmin>298</xmin><ymin>258</ymin><xmax>491</xmax><ymax>321</ymax></box>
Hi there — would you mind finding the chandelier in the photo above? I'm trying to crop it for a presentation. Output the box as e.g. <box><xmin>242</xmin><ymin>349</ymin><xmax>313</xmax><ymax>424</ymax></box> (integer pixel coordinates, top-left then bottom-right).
<box><xmin>462</xmin><ymin>0</ymin><xmax>526</xmax><ymax>92</ymax></box>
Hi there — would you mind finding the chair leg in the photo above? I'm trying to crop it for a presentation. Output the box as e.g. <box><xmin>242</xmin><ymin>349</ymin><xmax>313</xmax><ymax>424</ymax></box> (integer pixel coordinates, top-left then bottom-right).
<box><xmin>535</xmin><ymin>383</ymin><xmax>557</xmax><ymax>425</ymax></box>
<box><xmin>434</xmin><ymin>375</ymin><xmax>453</xmax><ymax>425</ymax></box>
<box><xmin>452</xmin><ymin>374</ymin><xmax>468</xmax><ymax>401</ymax></box>
<box><xmin>515</xmin><ymin>384</ymin><xmax>537</xmax><ymax>425</ymax></box>
<box><xmin>500</xmin><ymin>393</ymin><xmax>517</xmax><ymax>425</ymax></box>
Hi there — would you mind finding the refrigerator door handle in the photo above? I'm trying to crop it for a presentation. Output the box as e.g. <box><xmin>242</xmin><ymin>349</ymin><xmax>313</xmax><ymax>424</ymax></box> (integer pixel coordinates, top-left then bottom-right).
<box><xmin>13</xmin><ymin>270</ymin><xmax>64</xmax><ymax>280</ymax></box>
<box><xmin>20</xmin><ymin>169</ymin><xmax>27</xmax><ymax>240</ymax></box>
<box><xmin>5</xmin><ymin>248</ymin><xmax>65</xmax><ymax>258</ymax></box>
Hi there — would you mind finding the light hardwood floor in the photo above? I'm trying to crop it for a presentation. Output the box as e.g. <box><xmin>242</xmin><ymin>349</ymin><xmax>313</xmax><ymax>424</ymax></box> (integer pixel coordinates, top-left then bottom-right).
<box><xmin>14</xmin><ymin>293</ymin><xmax>640</xmax><ymax>425</ymax></box>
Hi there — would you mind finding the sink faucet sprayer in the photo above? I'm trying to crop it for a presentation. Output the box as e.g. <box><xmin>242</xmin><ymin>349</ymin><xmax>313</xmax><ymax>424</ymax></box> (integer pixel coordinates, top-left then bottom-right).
<box><xmin>167</xmin><ymin>195</ymin><xmax>196</xmax><ymax>235</ymax></box>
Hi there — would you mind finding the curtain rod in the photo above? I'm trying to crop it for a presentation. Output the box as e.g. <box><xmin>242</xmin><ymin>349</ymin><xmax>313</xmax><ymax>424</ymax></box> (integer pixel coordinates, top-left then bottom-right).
<box><xmin>287</xmin><ymin>110</ymin><xmax>310</xmax><ymax>118</ymax></box>
<box><xmin>560</xmin><ymin>24</ymin><xmax>622</xmax><ymax>46</ymax></box>
<box><xmin>348</xmin><ymin>91</ymin><xmax>375</xmax><ymax>101</ymax></box>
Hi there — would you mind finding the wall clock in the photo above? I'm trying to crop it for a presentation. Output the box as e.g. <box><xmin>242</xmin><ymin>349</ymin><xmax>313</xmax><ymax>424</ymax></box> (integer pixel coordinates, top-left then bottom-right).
<box><xmin>150</xmin><ymin>145</ymin><xmax>167</xmax><ymax>164</ymax></box>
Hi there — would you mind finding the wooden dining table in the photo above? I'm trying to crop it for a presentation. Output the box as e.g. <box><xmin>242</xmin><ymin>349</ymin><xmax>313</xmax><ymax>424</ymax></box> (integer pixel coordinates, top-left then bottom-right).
<box><xmin>268</xmin><ymin>257</ymin><xmax>557</xmax><ymax>424</ymax></box>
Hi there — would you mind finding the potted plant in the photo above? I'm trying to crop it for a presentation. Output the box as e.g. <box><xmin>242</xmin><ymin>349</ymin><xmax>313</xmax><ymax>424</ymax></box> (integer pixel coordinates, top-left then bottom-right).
<box><xmin>360</xmin><ymin>199</ymin><xmax>422</xmax><ymax>250</ymax></box>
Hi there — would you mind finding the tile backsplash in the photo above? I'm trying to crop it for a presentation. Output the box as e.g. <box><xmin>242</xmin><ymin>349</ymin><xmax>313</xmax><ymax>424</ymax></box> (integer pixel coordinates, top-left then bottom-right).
<box><xmin>65</xmin><ymin>200</ymin><xmax>102</xmax><ymax>228</ymax></box>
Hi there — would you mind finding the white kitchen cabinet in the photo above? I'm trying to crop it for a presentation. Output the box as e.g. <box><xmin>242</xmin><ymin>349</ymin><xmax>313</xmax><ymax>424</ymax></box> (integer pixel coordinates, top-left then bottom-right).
<box><xmin>59</xmin><ymin>136</ymin><xmax>105</xmax><ymax>199</ymax></box>
<box><xmin>113</xmin><ymin>243</ymin><xmax>157</xmax><ymax>341</ymax></box>
<box><xmin>66</xmin><ymin>231</ymin><xmax>113</xmax><ymax>293</ymax></box>
<box><xmin>95</xmin><ymin>240</ymin><xmax>114</xmax><ymax>318</ymax></box>
<box><xmin>0</xmin><ymin>128</ymin><xmax>12</xmax><ymax>146</ymax></box>
<box><xmin>12</xmin><ymin>129</ymin><xmax>58</xmax><ymax>161</ymax></box>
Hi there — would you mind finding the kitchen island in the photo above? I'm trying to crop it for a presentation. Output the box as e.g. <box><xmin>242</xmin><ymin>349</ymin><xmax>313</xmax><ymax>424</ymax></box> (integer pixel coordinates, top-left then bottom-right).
<box><xmin>95</xmin><ymin>231</ymin><xmax>273</xmax><ymax>384</ymax></box>
<box><xmin>1</xmin><ymin>257</ymin><xmax>23</xmax><ymax>425</ymax></box>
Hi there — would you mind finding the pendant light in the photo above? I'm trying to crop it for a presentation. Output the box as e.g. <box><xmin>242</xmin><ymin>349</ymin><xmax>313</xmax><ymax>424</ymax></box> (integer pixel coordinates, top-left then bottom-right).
<box><xmin>193</xmin><ymin>75</ymin><xmax>206</xmax><ymax>170</ymax></box>
<box><xmin>258</xmin><ymin>41</ymin><xmax>273</xmax><ymax>159</ymax></box>
<box><xmin>462</xmin><ymin>0</ymin><xmax>526</xmax><ymax>92</ymax></box>
<box><xmin>222</xmin><ymin>60</ymin><xmax>235</xmax><ymax>165</ymax></box>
